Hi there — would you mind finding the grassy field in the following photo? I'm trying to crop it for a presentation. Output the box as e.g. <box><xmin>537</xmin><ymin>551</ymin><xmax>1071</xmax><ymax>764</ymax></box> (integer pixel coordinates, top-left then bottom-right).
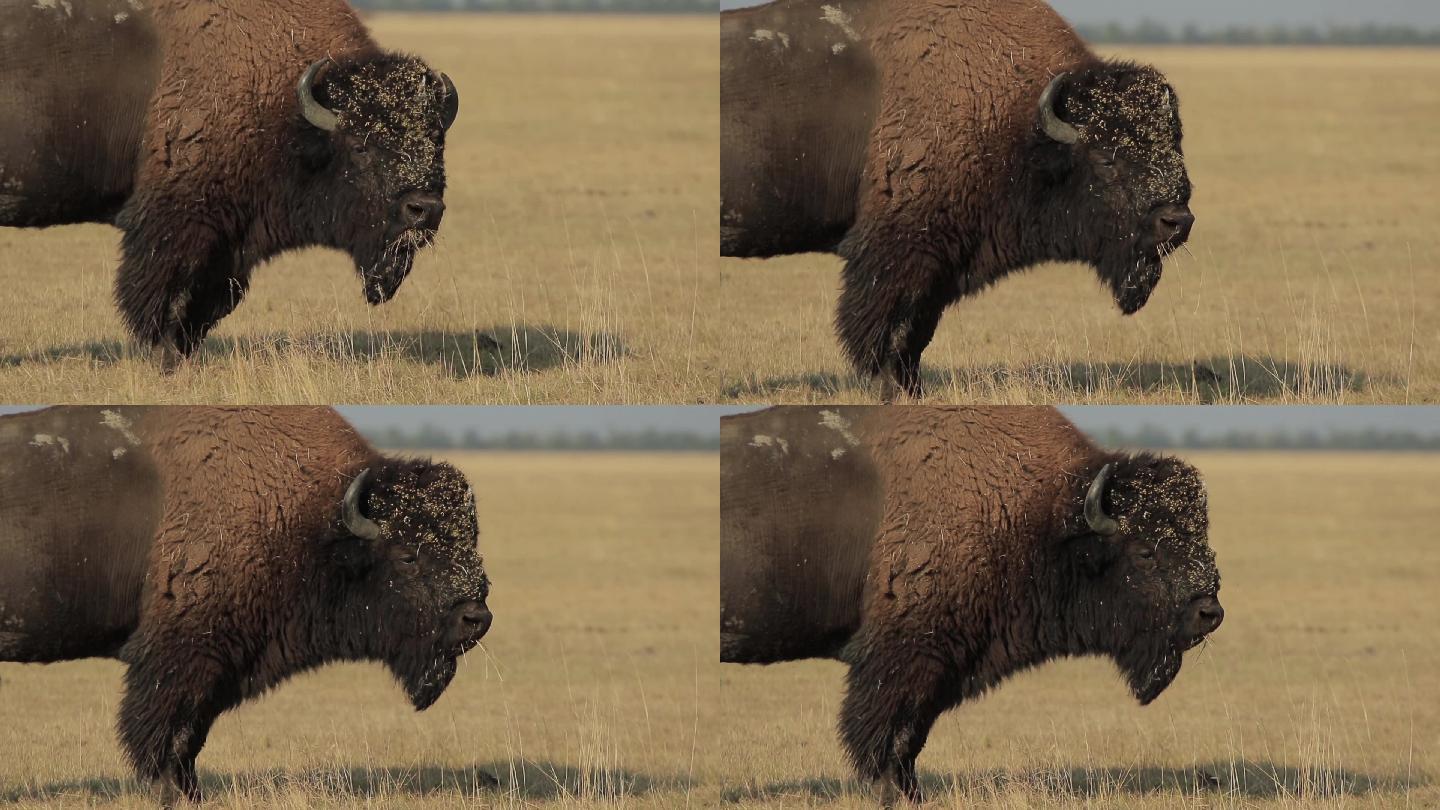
<box><xmin>0</xmin><ymin>452</ymin><xmax>721</xmax><ymax>808</ymax></box>
<box><xmin>718</xmin><ymin>452</ymin><xmax>1440</xmax><ymax>807</ymax></box>
<box><xmin>0</xmin><ymin>15</ymin><xmax>718</xmax><ymax>404</ymax></box>
<box><xmin>719</xmin><ymin>48</ymin><xmax>1440</xmax><ymax>404</ymax></box>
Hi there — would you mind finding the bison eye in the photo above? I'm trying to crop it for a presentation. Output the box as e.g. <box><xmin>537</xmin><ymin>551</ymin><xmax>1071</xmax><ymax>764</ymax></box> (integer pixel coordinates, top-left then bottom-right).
<box><xmin>1136</xmin><ymin>546</ymin><xmax>1156</xmax><ymax>560</ymax></box>
<box><xmin>352</xmin><ymin>141</ymin><xmax>370</xmax><ymax>156</ymax></box>
<box><xmin>398</xmin><ymin>549</ymin><xmax>418</xmax><ymax>565</ymax></box>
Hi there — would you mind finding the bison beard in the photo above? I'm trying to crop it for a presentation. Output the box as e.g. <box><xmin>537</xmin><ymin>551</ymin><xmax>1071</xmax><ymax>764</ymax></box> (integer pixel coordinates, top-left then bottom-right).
<box><xmin>393</xmin><ymin>633</ymin><xmax>482</xmax><ymax>711</ymax></box>
<box><xmin>1120</xmin><ymin>635</ymin><xmax>1186</xmax><ymax>706</ymax></box>
<box><xmin>406</xmin><ymin>656</ymin><xmax>459</xmax><ymax>710</ymax></box>
<box><xmin>1103</xmin><ymin>243</ymin><xmax>1167</xmax><ymax>316</ymax></box>
<box><xmin>360</xmin><ymin>228</ymin><xmax>433</xmax><ymax>305</ymax></box>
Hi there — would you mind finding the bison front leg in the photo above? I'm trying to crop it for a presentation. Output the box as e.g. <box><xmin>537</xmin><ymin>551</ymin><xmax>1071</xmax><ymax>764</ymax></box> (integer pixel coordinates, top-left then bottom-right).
<box><xmin>176</xmin><ymin>260</ymin><xmax>252</xmax><ymax>354</ymax></box>
<box><xmin>835</xmin><ymin>249</ymin><xmax>952</xmax><ymax>401</ymax></box>
<box><xmin>838</xmin><ymin>651</ymin><xmax>944</xmax><ymax>806</ymax></box>
<box><xmin>114</xmin><ymin>208</ymin><xmax>238</xmax><ymax>368</ymax></box>
<box><xmin>117</xmin><ymin>651</ymin><xmax>226</xmax><ymax>806</ymax></box>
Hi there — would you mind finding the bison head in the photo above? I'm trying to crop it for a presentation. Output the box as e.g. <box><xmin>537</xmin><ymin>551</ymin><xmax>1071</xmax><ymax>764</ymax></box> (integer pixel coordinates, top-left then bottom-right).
<box><xmin>293</xmin><ymin>54</ymin><xmax>459</xmax><ymax>305</ymax></box>
<box><xmin>1064</xmin><ymin>455</ymin><xmax>1221</xmax><ymax>705</ymax></box>
<box><xmin>334</xmin><ymin>460</ymin><xmax>491</xmax><ymax>711</ymax></box>
<box><xmin>1029</xmin><ymin>62</ymin><xmax>1193</xmax><ymax>315</ymax></box>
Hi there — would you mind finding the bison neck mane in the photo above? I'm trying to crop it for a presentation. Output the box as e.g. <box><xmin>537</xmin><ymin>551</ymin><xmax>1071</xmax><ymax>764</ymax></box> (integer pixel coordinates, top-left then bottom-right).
<box><xmin>886</xmin><ymin>453</ymin><xmax>1144</xmax><ymax>707</ymax></box>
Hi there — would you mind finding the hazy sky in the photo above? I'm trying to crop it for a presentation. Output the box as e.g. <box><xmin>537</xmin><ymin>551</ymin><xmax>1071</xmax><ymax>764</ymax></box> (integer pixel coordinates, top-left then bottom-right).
<box><xmin>2</xmin><ymin>407</ymin><xmax>1436</xmax><ymax>440</ymax></box>
<box><xmin>718</xmin><ymin>1</ymin><xmax>1440</xmax><ymax>27</ymax></box>
<box><xmin>336</xmin><ymin>406</ymin><xmax>743</xmax><ymax>436</ymax></box>
<box><xmin>722</xmin><ymin>406</ymin><xmax>1440</xmax><ymax>437</ymax></box>
<box><xmin>1059</xmin><ymin>406</ymin><xmax>1440</xmax><ymax>437</ymax></box>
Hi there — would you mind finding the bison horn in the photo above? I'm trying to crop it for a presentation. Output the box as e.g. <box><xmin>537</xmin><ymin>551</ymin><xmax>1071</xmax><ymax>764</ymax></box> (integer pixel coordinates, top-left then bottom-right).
<box><xmin>438</xmin><ymin>72</ymin><xmax>459</xmax><ymax>131</ymax></box>
<box><xmin>1084</xmin><ymin>463</ymin><xmax>1120</xmax><ymax>536</ymax></box>
<box><xmin>343</xmin><ymin>468</ymin><xmax>383</xmax><ymax>541</ymax></box>
<box><xmin>297</xmin><ymin>59</ymin><xmax>341</xmax><ymax>132</ymax></box>
<box><xmin>1038</xmin><ymin>72</ymin><xmax>1080</xmax><ymax>145</ymax></box>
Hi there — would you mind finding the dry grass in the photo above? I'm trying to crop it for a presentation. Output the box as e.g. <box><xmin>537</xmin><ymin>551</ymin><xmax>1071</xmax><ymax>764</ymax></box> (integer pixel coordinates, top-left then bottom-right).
<box><xmin>0</xmin><ymin>452</ymin><xmax>721</xmax><ymax>807</ymax></box>
<box><xmin>718</xmin><ymin>452</ymin><xmax>1440</xmax><ymax>807</ymax></box>
<box><xmin>0</xmin><ymin>15</ymin><xmax>718</xmax><ymax>404</ymax></box>
<box><xmin>719</xmin><ymin>48</ymin><xmax>1440</xmax><ymax>404</ymax></box>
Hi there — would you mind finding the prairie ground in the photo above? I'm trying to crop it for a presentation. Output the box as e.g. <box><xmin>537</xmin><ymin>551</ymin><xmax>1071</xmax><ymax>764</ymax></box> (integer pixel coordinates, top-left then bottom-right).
<box><xmin>718</xmin><ymin>452</ymin><xmax>1440</xmax><ymax>807</ymax></box>
<box><xmin>0</xmin><ymin>452</ymin><xmax>721</xmax><ymax>808</ymax></box>
<box><xmin>0</xmin><ymin>15</ymin><xmax>718</xmax><ymax>404</ymax></box>
<box><xmin>719</xmin><ymin>48</ymin><xmax>1440</xmax><ymax>404</ymax></box>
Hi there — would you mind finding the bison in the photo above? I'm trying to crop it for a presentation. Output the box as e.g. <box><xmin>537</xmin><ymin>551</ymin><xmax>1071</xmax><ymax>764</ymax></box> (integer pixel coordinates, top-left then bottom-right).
<box><xmin>0</xmin><ymin>406</ymin><xmax>492</xmax><ymax>805</ymax></box>
<box><xmin>721</xmin><ymin>0</ymin><xmax>1196</xmax><ymax>399</ymax></box>
<box><xmin>721</xmin><ymin>406</ymin><xmax>1223</xmax><ymax>805</ymax></box>
<box><xmin>0</xmin><ymin>0</ymin><xmax>458</xmax><ymax>365</ymax></box>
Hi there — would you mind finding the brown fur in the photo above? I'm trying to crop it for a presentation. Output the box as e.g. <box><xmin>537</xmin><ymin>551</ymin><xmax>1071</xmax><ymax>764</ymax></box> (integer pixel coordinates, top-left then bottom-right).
<box><xmin>1</xmin><ymin>1</ymin><xmax>457</xmax><ymax>359</ymax></box>
<box><xmin>721</xmin><ymin>406</ymin><xmax>1222</xmax><ymax>805</ymax></box>
<box><xmin>722</xmin><ymin>1</ymin><xmax>1195</xmax><ymax>398</ymax></box>
<box><xmin>0</xmin><ymin>407</ymin><xmax>491</xmax><ymax>806</ymax></box>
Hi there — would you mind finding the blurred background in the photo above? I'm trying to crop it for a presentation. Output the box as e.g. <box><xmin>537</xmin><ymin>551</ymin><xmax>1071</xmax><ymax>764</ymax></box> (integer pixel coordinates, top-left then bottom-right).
<box><xmin>1061</xmin><ymin>405</ymin><xmax>1440</xmax><ymax>450</ymax></box>
<box><xmin>341</xmin><ymin>405</ymin><xmax>744</xmax><ymax>449</ymax></box>
<box><xmin>721</xmin><ymin>0</ymin><xmax>1440</xmax><ymax>43</ymax></box>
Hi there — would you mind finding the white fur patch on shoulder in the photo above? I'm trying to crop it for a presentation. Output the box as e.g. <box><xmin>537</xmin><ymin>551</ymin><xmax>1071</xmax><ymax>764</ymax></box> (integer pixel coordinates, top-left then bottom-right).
<box><xmin>750</xmin><ymin>28</ymin><xmax>790</xmax><ymax>48</ymax></box>
<box><xmin>100</xmin><ymin>410</ymin><xmax>141</xmax><ymax>446</ymax></box>
<box><xmin>820</xmin><ymin>5</ymin><xmax>860</xmax><ymax>42</ymax></box>
<box><xmin>30</xmin><ymin>434</ymin><xmax>69</xmax><ymax>453</ymax></box>
<box><xmin>818</xmin><ymin>410</ymin><xmax>860</xmax><ymax>447</ymax></box>
<box><xmin>749</xmin><ymin>434</ymin><xmax>790</xmax><ymax>454</ymax></box>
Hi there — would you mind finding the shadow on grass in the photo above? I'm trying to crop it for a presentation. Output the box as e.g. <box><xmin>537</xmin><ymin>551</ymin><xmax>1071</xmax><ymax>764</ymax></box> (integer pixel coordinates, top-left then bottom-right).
<box><xmin>724</xmin><ymin>760</ymin><xmax>1424</xmax><ymax>803</ymax></box>
<box><xmin>1</xmin><ymin>760</ymin><xmax>680</xmax><ymax>804</ymax></box>
<box><xmin>0</xmin><ymin>326</ymin><xmax>628</xmax><ymax>379</ymax></box>
<box><xmin>723</xmin><ymin>356</ymin><xmax>1377</xmax><ymax>402</ymax></box>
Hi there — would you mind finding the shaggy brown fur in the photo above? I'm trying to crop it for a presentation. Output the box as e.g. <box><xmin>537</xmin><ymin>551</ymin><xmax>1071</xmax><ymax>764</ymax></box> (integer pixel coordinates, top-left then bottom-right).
<box><xmin>0</xmin><ymin>407</ymin><xmax>491</xmax><ymax>806</ymax></box>
<box><xmin>722</xmin><ymin>406</ymin><xmax>1222</xmax><ymax>806</ymax></box>
<box><xmin>0</xmin><ymin>0</ymin><xmax>457</xmax><ymax>362</ymax></box>
<box><xmin>722</xmin><ymin>0</ymin><xmax>1195</xmax><ymax>398</ymax></box>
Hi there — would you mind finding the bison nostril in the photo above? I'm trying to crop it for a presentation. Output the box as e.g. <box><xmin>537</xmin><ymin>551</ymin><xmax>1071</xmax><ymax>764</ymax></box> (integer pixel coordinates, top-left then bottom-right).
<box><xmin>1197</xmin><ymin>603</ymin><xmax>1224</xmax><ymax>630</ymax></box>
<box><xmin>1157</xmin><ymin>210</ymin><xmax>1195</xmax><ymax>241</ymax></box>
<box><xmin>398</xmin><ymin>196</ymin><xmax>445</xmax><ymax>230</ymax></box>
<box><xmin>457</xmin><ymin>604</ymin><xmax>492</xmax><ymax>637</ymax></box>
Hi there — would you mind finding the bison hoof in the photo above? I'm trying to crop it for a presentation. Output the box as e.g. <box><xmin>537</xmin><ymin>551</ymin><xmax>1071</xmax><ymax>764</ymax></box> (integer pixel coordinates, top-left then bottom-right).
<box><xmin>154</xmin><ymin>342</ymin><xmax>189</xmax><ymax>375</ymax></box>
<box><xmin>879</xmin><ymin>376</ymin><xmax>923</xmax><ymax>403</ymax></box>
<box><xmin>152</xmin><ymin>781</ymin><xmax>201</xmax><ymax>809</ymax></box>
